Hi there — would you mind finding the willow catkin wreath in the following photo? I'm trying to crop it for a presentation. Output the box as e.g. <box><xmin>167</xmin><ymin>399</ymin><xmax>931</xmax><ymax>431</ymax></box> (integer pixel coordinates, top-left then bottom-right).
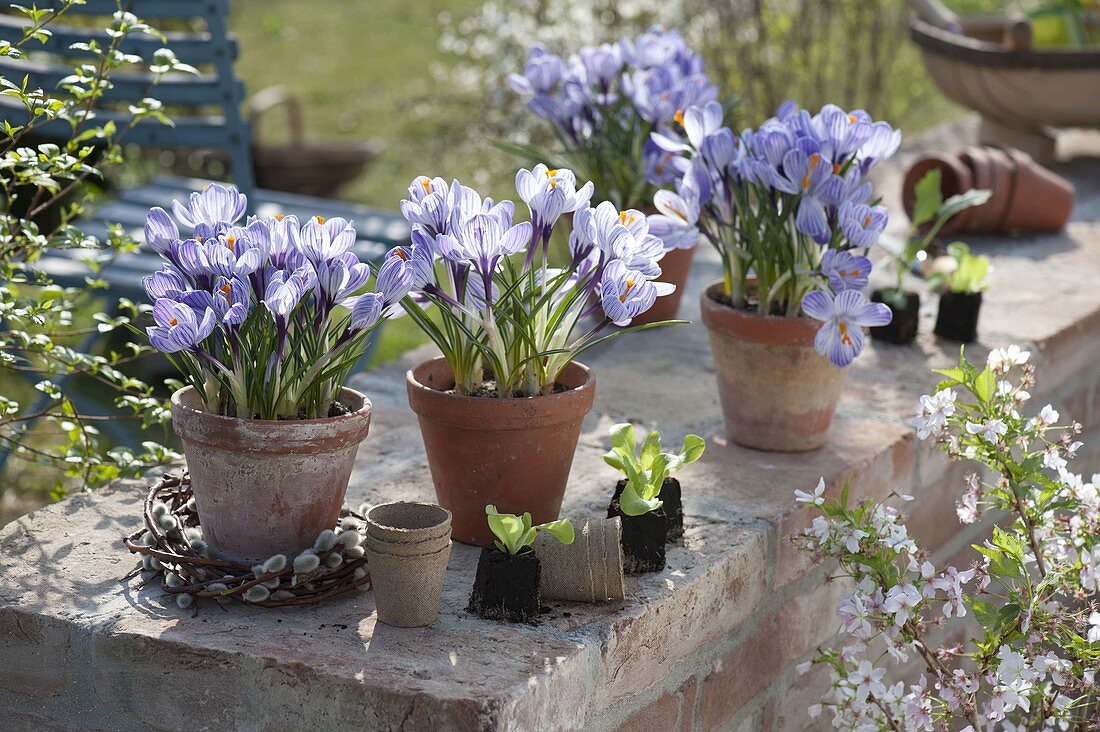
<box><xmin>122</xmin><ymin>473</ymin><xmax>371</xmax><ymax>615</ymax></box>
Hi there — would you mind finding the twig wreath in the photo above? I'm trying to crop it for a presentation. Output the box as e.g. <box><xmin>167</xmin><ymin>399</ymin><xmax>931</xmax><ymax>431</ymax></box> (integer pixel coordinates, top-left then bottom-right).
<box><xmin>122</xmin><ymin>473</ymin><xmax>371</xmax><ymax>615</ymax></box>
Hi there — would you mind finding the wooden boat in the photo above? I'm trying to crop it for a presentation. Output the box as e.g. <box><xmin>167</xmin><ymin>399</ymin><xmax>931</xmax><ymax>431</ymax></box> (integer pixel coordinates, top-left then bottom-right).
<box><xmin>910</xmin><ymin>0</ymin><xmax>1100</xmax><ymax>161</ymax></box>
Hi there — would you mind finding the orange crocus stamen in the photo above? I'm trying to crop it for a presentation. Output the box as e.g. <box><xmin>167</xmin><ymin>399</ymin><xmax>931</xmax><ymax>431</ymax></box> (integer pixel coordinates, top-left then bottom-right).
<box><xmin>226</xmin><ymin>235</ymin><xmax>236</xmax><ymax>252</ymax></box>
<box><xmin>546</xmin><ymin>168</ymin><xmax>557</xmax><ymax>177</ymax></box>
<box><xmin>315</xmin><ymin>215</ymin><xmax>326</xmax><ymax>224</ymax></box>
<box><xmin>393</xmin><ymin>249</ymin><xmax>409</xmax><ymax>261</ymax></box>
<box><xmin>168</xmin><ymin>317</ymin><xmax>178</xmax><ymax>326</ymax></box>
<box><xmin>863</xmin><ymin>215</ymin><xmax>872</xmax><ymax>227</ymax></box>
<box><xmin>848</xmin><ymin>114</ymin><xmax>857</xmax><ymax>123</ymax></box>
<box><xmin>839</xmin><ymin>321</ymin><xmax>853</xmax><ymax>345</ymax></box>
<box><xmin>674</xmin><ymin>108</ymin><xmax>685</xmax><ymax>127</ymax></box>
<box><xmin>421</xmin><ymin>179</ymin><xmax>431</xmax><ymax>194</ymax></box>
<box><xmin>802</xmin><ymin>154</ymin><xmax>821</xmax><ymax>190</ymax></box>
<box><xmin>619</xmin><ymin>279</ymin><xmax>636</xmax><ymax>303</ymax></box>
<box><xmin>220</xmin><ymin>283</ymin><xmax>232</xmax><ymax>302</ymax></box>
<box><xmin>196</xmin><ymin>235</ymin><xmax>204</xmax><ymax>243</ymax></box>
<box><xmin>274</xmin><ymin>213</ymin><xmax>285</xmax><ymax>221</ymax></box>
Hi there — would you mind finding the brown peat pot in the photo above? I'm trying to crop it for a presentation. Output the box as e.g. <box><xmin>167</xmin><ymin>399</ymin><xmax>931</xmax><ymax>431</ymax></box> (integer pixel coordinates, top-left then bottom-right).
<box><xmin>870</xmin><ymin>289</ymin><xmax>921</xmax><ymax>345</ymax></box>
<box><xmin>934</xmin><ymin>292</ymin><xmax>983</xmax><ymax>343</ymax></box>
<box><xmin>406</xmin><ymin>358</ymin><xmax>595</xmax><ymax>545</ymax></box>
<box><xmin>170</xmin><ymin>386</ymin><xmax>372</xmax><ymax>562</ymax></box>
<box><xmin>630</xmin><ymin>245</ymin><xmax>696</xmax><ymax>325</ymax></box>
<box><xmin>468</xmin><ymin>547</ymin><xmax>542</xmax><ymax>623</ymax></box>
<box><xmin>700</xmin><ymin>282</ymin><xmax>845</xmax><ymax>452</ymax></box>
<box><xmin>607</xmin><ymin>492</ymin><xmax>668</xmax><ymax>574</ymax></box>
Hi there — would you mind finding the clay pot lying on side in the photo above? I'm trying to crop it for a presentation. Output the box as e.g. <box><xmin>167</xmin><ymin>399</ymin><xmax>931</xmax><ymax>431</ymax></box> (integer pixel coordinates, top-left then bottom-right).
<box><xmin>468</xmin><ymin>547</ymin><xmax>541</xmax><ymax>623</ymax></box>
<box><xmin>406</xmin><ymin>357</ymin><xmax>595</xmax><ymax>546</ymax></box>
<box><xmin>902</xmin><ymin>147</ymin><xmax>1074</xmax><ymax>235</ymax></box>
<box><xmin>934</xmin><ymin>292</ymin><xmax>983</xmax><ymax>344</ymax></box>
<box><xmin>170</xmin><ymin>386</ymin><xmax>372</xmax><ymax>563</ymax></box>
<box><xmin>700</xmin><ymin>282</ymin><xmax>845</xmax><ymax>452</ymax></box>
<box><xmin>870</xmin><ymin>289</ymin><xmax>921</xmax><ymax>345</ymax></box>
<box><xmin>607</xmin><ymin>490</ymin><xmax>669</xmax><ymax>575</ymax></box>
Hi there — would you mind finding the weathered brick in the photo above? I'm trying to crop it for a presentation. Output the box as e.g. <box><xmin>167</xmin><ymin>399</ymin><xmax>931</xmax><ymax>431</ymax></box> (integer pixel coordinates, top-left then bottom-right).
<box><xmin>698</xmin><ymin>578</ymin><xmax>845</xmax><ymax>730</ymax></box>
<box><xmin>763</xmin><ymin>662</ymin><xmax>831</xmax><ymax>732</ymax></box>
<box><xmin>618</xmin><ymin>689</ymin><xmax>681</xmax><ymax>732</ymax></box>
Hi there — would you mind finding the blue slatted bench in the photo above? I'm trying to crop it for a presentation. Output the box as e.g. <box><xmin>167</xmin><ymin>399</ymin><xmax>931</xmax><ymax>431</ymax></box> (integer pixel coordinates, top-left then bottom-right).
<box><xmin>0</xmin><ymin>0</ymin><xmax>408</xmax><ymax>470</ymax></box>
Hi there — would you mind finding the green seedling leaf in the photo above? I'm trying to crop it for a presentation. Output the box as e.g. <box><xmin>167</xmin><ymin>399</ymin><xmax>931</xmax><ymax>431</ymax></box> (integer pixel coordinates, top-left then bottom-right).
<box><xmin>911</xmin><ymin>168</ymin><xmax>943</xmax><ymax>228</ymax></box>
<box><xmin>940</xmin><ymin>189</ymin><xmax>992</xmax><ymax>220</ymax></box>
<box><xmin>639</xmin><ymin>430</ymin><xmax>662</xmax><ymax>469</ymax></box>
<box><xmin>535</xmin><ymin>518</ymin><xmax>574</xmax><ymax>545</ymax></box>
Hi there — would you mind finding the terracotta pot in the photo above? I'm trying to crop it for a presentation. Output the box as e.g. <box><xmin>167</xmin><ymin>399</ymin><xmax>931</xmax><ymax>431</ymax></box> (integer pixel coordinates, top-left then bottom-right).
<box><xmin>170</xmin><ymin>386</ymin><xmax>372</xmax><ymax>563</ymax></box>
<box><xmin>958</xmin><ymin>147</ymin><xmax>996</xmax><ymax>232</ymax></box>
<box><xmin>630</xmin><ymin>245</ymin><xmax>696</xmax><ymax>325</ymax></box>
<box><xmin>406</xmin><ymin>358</ymin><xmax>595</xmax><ymax>545</ymax></box>
<box><xmin>1001</xmin><ymin>148</ymin><xmax>1075</xmax><ymax>232</ymax></box>
<box><xmin>901</xmin><ymin>153</ymin><xmax>975</xmax><ymax>235</ymax></box>
<box><xmin>699</xmin><ymin>282</ymin><xmax>845</xmax><ymax>452</ymax></box>
<box><xmin>981</xmin><ymin>147</ymin><xmax>1016</xmax><ymax>232</ymax></box>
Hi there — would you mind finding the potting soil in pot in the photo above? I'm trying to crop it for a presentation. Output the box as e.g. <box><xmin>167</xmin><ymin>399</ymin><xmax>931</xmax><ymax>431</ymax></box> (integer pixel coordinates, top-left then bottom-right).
<box><xmin>468</xmin><ymin>546</ymin><xmax>541</xmax><ymax>623</ymax></box>
<box><xmin>611</xmin><ymin>477</ymin><xmax>683</xmax><ymax>544</ymax></box>
<box><xmin>934</xmin><ymin>292</ymin><xmax>982</xmax><ymax>343</ymax></box>
<box><xmin>607</xmin><ymin>491</ymin><xmax>668</xmax><ymax>574</ymax></box>
<box><xmin>870</xmin><ymin>290</ymin><xmax>920</xmax><ymax>345</ymax></box>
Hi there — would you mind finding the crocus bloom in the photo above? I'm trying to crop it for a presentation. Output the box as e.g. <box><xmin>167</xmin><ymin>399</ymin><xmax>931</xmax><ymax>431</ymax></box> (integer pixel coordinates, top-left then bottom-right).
<box><xmin>507</xmin><ymin>46</ymin><xmax>564</xmax><ymax>96</ymax></box>
<box><xmin>820</xmin><ymin>248</ymin><xmax>872</xmax><ymax>292</ymax></box>
<box><xmin>299</xmin><ymin>216</ymin><xmax>356</xmax><ymax>264</ymax></box>
<box><xmin>599</xmin><ymin>259</ymin><xmax>673</xmax><ymax>326</ymax></box>
<box><xmin>436</xmin><ymin>212</ymin><xmax>532</xmax><ymax>278</ymax></box>
<box><xmin>144</xmin><ymin>207</ymin><xmax>180</xmax><ymax>253</ymax></box>
<box><xmin>802</xmin><ymin>289</ymin><xmax>891</xmax><ymax>367</ymax></box>
<box><xmin>343</xmin><ymin>292</ymin><xmax>384</xmax><ymax>332</ymax></box>
<box><xmin>386</xmin><ymin>232</ymin><xmax>436</xmax><ymax>291</ymax></box>
<box><xmin>515</xmin><ymin>164</ymin><xmax>593</xmax><ymax>233</ymax></box>
<box><xmin>263</xmin><ymin>266</ymin><xmax>313</xmax><ymax>319</ymax></box>
<box><xmin>142</xmin><ymin>267</ymin><xmax>187</xmax><ymax>300</ymax></box>
<box><xmin>171</xmin><ymin>183</ymin><xmax>247</xmax><ymax>229</ymax></box>
<box><xmin>147</xmin><ymin>298</ymin><xmax>216</xmax><ymax>353</ymax></box>
<box><xmin>646</xmin><ymin>188</ymin><xmax>700</xmax><ymax>250</ymax></box>
<box><xmin>374</xmin><ymin>254</ymin><xmax>415</xmax><ymax>306</ymax></box>
<box><xmin>838</xmin><ymin>201</ymin><xmax>888</xmax><ymax>248</ymax></box>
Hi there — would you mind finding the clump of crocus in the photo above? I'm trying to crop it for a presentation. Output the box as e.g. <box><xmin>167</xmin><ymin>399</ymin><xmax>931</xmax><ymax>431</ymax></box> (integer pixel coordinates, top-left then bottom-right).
<box><xmin>486</xmin><ymin>505</ymin><xmax>574</xmax><ymax>556</ymax></box>
<box><xmin>141</xmin><ymin>184</ymin><xmax>411</xmax><ymax>419</ymax></box>
<box><xmin>396</xmin><ymin>165</ymin><xmax>681</xmax><ymax>397</ymax></box>
<box><xmin>652</xmin><ymin>100</ymin><xmax>905</xmax><ymax>366</ymax></box>
<box><xmin>507</xmin><ymin>27</ymin><xmax>719</xmax><ymax>217</ymax></box>
<box><xmin>603</xmin><ymin>423</ymin><xmax>705</xmax><ymax>517</ymax></box>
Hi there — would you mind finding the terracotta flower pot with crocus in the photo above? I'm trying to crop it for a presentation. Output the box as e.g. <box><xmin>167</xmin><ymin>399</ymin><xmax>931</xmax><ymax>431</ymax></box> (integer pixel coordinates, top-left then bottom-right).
<box><xmin>141</xmin><ymin>184</ymin><xmax>413</xmax><ymax>562</ymax></box>
<box><xmin>394</xmin><ymin>165</ymin><xmax>682</xmax><ymax>545</ymax></box>
<box><xmin>649</xmin><ymin>102</ymin><xmax>902</xmax><ymax>451</ymax></box>
<box><xmin>504</xmin><ymin>29</ymin><xmax>719</xmax><ymax>324</ymax></box>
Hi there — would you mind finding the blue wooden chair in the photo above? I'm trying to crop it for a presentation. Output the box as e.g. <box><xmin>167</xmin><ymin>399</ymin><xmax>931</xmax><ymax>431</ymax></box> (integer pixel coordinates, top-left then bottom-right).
<box><xmin>0</xmin><ymin>0</ymin><xmax>409</xmax><ymax>471</ymax></box>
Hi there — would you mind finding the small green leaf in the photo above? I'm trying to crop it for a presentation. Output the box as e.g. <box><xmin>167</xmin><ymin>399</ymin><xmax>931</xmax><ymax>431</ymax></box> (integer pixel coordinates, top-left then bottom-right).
<box><xmin>639</xmin><ymin>431</ymin><xmax>662</xmax><ymax>469</ymax></box>
<box><xmin>974</xmin><ymin>368</ymin><xmax>996</xmax><ymax>404</ymax></box>
<box><xmin>535</xmin><ymin>518</ymin><xmax>574</xmax><ymax>545</ymax></box>
<box><xmin>911</xmin><ymin>169</ymin><xmax>943</xmax><ymax>228</ymax></box>
<box><xmin>680</xmin><ymin>434</ymin><xmax>706</xmax><ymax>465</ymax></box>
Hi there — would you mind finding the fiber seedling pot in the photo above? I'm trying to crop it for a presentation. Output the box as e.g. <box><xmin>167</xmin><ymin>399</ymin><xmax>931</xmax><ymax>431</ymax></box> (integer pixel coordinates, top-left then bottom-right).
<box><xmin>406</xmin><ymin>357</ymin><xmax>595</xmax><ymax>546</ymax></box>
<box><xmin>934</xmin><ymin>292</ymin><xmax>983</xmax><ymax>343</ymax></box>
<box><xmin>611</xmin><ymin>477</ymin><xmax>684</xmax><ymax>544</ymax></box>
<box><xmin>870</xmin><ymin>290</ymin><xmax>921</xmax><ymax>345</ymax></box>
<box><xmin>533</xmin><ymin>517</ymin><xmax>625</xmax><ymax>603</ymax></box>
<box><xmin>365</xmin><ymin>502</ymin><xmax>452</xmax><ymax>544</ymax></box>
<box><xmin>170</xmin><ymin>386</ymin><xmax>371</xmax><ymax>563</ymax></box>
<box><xmin>468</xmin><ymin>546</ymin><xmax>541</xmax><ymax>623</ymax></box>
<box><xmin>630</xmin><ymin>245</ymin><xmax>696</xmax><ymax>326</ymax></box>
<box><xmin>700</xmin><ymin>282</ymin><xmax>845</xmax><ymax>452</ymax></box>
<box><xmin>607</xmin><ymin>493</ymin><xmax>668</xmax><ymax>575</ymax></box>
<box><xmin>366</xmin><ymin>541</ymin><xmax>452</xmax><ymax>628</ymax></box>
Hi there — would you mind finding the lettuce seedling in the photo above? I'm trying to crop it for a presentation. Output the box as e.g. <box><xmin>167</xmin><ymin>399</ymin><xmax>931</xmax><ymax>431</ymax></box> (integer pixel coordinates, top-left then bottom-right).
<box><xmin>485</xmin><ymin>505</ymin><xmax>574</xmax><ymax>556</ymax></box>
<box><xmin>603</xmin><ymin>423</ymin><xmax>706</xmax><ymax>517</ymax></box>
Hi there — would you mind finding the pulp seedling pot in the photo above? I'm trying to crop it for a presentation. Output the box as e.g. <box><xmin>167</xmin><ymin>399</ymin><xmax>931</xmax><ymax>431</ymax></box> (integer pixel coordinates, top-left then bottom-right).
<box><xmin>870</xmin><ymin>289</ymin><xmax>921</xmax><ymax>345</ymax></box>
<box><xmin>533</xmin><ymin>517</ymin><xmax>625</xmax><ymax>603</ymax></box>
<box><xmin>170</xmin><ymin>386</ymin><xmax>371</xmax><ymax>563</ymax></box>
<box><xmin>365</xmin><ymin>502</ymin><xmax>452</xmax><ymax>544</ymax></box>
<box><xmin>934</xmin><ymin>292</ymin><xmax>983</xmax><ymax>343</ymax></box>
<box><xmin>630</xmin><ymin>245</ymin><xmax>696</xmax><ymax>326</ymax></box>
<box><xmin>607</xmin><ymin>494</ymin><xmax>668</xmax><ymax>575</ymax></box>
<box><xmin>468</xmin><ymin>546</ymin><xmax>541</xmax><ymax>623</ymax></box>
<box><xmin>367</xmin><ymin>541</ymin><xmax>452</xmax><ymax>628</ymax></box>
<box><xmin>406</xmin><ymin>357</ymin><xmax>595</xmax><ymax>546</ymax></box>
<box><xmin>611</xmin><ymin>477</ymin><xmax>683</xmax><ymax>544</ymax></box>
<box><xmin>699</xmin><ymin>282</ymin><xmax>845</xmax><ymax>452</ymax></box>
